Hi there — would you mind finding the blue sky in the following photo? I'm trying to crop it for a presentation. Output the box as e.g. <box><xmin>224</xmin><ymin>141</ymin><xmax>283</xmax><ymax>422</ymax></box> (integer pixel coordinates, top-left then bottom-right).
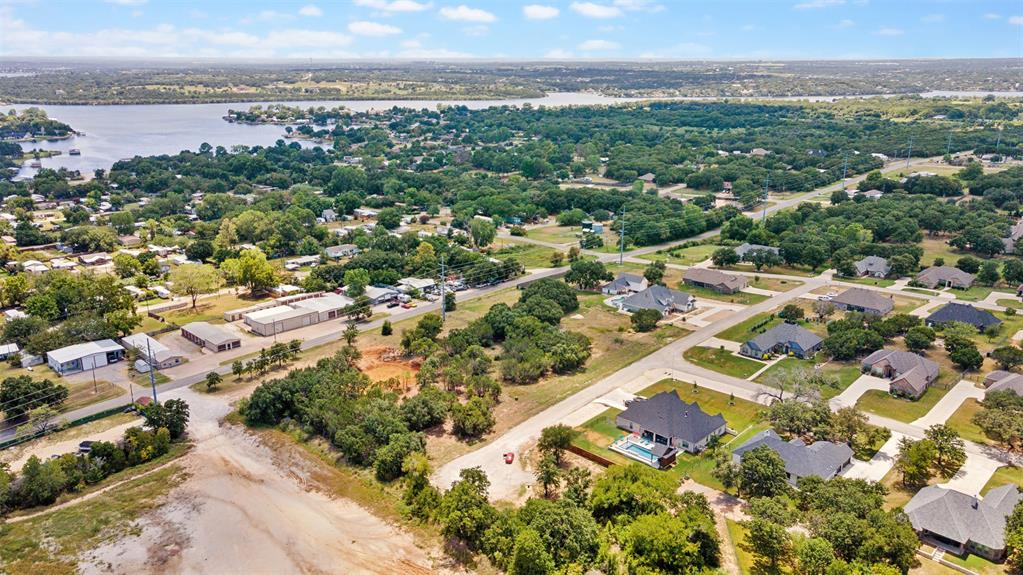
<box><xmin>1</xmin><ymin>0</ymin><xmax>1021</xmax><ymax>60</ymax></box>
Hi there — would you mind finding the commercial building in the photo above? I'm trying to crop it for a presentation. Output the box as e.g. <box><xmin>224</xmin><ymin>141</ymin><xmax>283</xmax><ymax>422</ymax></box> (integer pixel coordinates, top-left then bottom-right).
<box><xmin>121</xmin><ymin>333</ymin><xmax>184</xmax><ymax>370</ymax></box>
<box><xmin>181</xmin><ymin>322</ymin><xmax>241</xmax><ymax>352</ymax></box>
<box><xmin>47</xmin><ymin>339</ymin><xmax>125</xmax><ymax>376</ymax></box>
<box><xmin>243</xmin><ymin>293</ymin><xmax>353</xmax><ymax>337</ymax></box>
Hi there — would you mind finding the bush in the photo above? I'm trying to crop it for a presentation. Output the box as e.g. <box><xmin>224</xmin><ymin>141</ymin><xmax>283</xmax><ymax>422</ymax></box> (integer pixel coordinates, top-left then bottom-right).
<box><xmin>451</xmin><ymin>397</ymin><xmax>495</xmax><ymax>438</ymax></box>
<box><xmin>631</xmin><ymin>309</ymin><xmax>662</xmax><ymax>332</ymax></box>
<box><xmin>381</xmin><ymin>320</ymin><xmax>393</xmax><ymax>336</ymax></box>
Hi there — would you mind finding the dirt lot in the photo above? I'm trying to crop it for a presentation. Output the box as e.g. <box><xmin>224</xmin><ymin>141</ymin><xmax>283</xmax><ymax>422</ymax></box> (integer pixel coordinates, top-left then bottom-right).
<box><xmin>358</xmin><ymin>346</ymin><xmax>419</xmax><ymax>387</ymax></box>
<box><xmin>78</xmin><ymin>386</ymin><xmax>450</xmax><ymax>575</ymax></box>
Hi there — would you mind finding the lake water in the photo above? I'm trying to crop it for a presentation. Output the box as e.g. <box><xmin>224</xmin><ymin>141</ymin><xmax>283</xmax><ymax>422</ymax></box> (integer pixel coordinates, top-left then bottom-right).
<box><xmin>8</xmin><ymin>89</ymin><xmax>1021</xmax><ymax>179</ymax></box>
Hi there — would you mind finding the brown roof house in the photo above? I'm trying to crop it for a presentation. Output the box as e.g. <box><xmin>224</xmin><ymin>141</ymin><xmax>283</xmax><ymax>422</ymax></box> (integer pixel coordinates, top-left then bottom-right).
<box><xmin>683</xmin><ymin>268</ymin><xmax>748</xmax><ymax>294</ymax></box>
<box><xmin>831</xmin><ymin>287</ymin><xmax>894</xmax><ymax>316</ymax></box>
<box><xmin>861</xmin><ymin>349</ymin><xmax>940</xmax><ymax>399</ymax></box>
<box><xmin>915</xmin><ymin>266</ymin><xmax>975</xmax><ymax>289</ymax></box>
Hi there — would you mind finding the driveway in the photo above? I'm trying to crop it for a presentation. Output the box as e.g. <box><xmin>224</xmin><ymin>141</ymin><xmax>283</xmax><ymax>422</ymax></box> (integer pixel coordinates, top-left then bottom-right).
<box><xmin>841</xmin><ymin>431</ymin><xmax>906</xmax><ymax>483</ymax></box>
<box><xmin>830</xmin><ymin>374</ymin><xmax>889</xmax><ymax>410</ymax></box>
<box><xmin>939</xmin><ymin>451</ymin><xmax>1004</xmax><ymax>495</ymax></box>
<box><xmin>911</xmin><ymin>379</ymin><xmax>985</xmax><ymax>428</ymax></box>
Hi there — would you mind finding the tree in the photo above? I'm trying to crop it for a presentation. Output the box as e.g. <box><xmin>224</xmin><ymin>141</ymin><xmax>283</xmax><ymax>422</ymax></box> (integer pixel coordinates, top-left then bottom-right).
<box><xmin>631</xmin><ymin>308</ymin><xmax>662</xmax><ymax>332</ymax></box>
<box><xmin>205</xmin><ymin>371</ymin><xmax>222</xmax><ymax>391</ymax></box>
<box><xmin>439</xmin><ymin>466</ymin><xmax>496</xmax><ymax>547</ymax></box>
<box><xmin>625</xmin><ymin>511</ymin><xmax>721</xmax><ymax>574</ymax></box>
<box><xmin>221</xmin><ymin>248</ymin><xmax>276</xmax><ymax>294</ymax></box>
<box><xmin>738</xmin><ymin>446</ymin><xmax>789</xmax><ymax>498</ymax></box>
<box><xmin>712</xmin><ymin>247</ymin><xmax>739</xmax><ymax>268</ymax></box>
<box><xmin>924</xmin><ymin>424</ymin><xmax>966</xmax><ymax>476</ymax></box>
<box><xmin>231</xmin><ymin>360</ymin><xmax>244</xmax><ymax>379</ymax></box>
<box><xmin>381</xmin><ymin>320</ymin><xmax>393</xmax><ymax>336</ymax></box>
<box><xmin>377</xmin><ymin>208</ymin><xmax>401</xmax><ymax>230</ymax></box>
<box><xmin>444</xmin><ymin>292</ymin><xmax>457</xmax><ymax>313</ymax></box>
<box><xmin>562</xmin><ymin>467</ymin><xmax>591</xmax><ymax>506</ymax></box>
<box><xmin>749</xmin><ymin>249</ymin><xmax>782</xmax><ymax>271</ymax></box>
<box><xmin>978</xmin><ymin>260</ymin><xmax>1001</xmax><ymax>285</ymax></box>
<box><xmin>535</xmin><ymin>453</ymin><xmax>560</xmax><ymax>498</ymax></box>
<box><xmin>509</xmin><ymin>529</ymin><xmax>554</xmax><ymax>575</ymax></box>
<box><xmin>956</xmin><ymin>256</ymin><xmax>981</xmax><ymax>274</ymax></box>
<box><xmin>813</xmin><ymin>300</ymin><xmax>835</xmax><ymax>322</ymax></box>
<box><xmin>518</xmin><ymin>279</ymin><xmax>578</xmax><ymax>314</ymax></box>
<box><xmin>343</xmin><ymin>321</ymin><xmax>359</xmax><ymax>346</ymax></box>
<box><xmin>779</xmin><ymin>303</ymin><xmax>805</xmax><ymax>321</ymax></box>
<box><xmin>451</xmin><ymin>397</ymin><xmax>495</xmax><ymax>438</ymax></box>
<box><xmin>643</xmin><ymin>260</ymin><xmax>666</xmax><ymax>285</ymax></box>
<box><xmin>469</xmin><ymin>219</ymin><xmax>496</xmax><ymax>248</ymax></box>
<box><xmin>112</xmin><ymin>252</ymin><xmax>142</xmax><ymax>278</ymax></box>
<box><xmin>895</xmin><ymin>437</ymin><xmax>936</xmax><ymax>487</ymax></box>
<box><xmin>828</xmin><ymin>406</ymin><xmax>868</xmax><ymax>447</ymax></box>
<box><xmin>104</xmin><ymin>309</ymin><xmax>142</xmax><ymax>338</ymax></box>
<box><xmin>992</xmin><ymin>345</ymin><xmax>1023</xmax><ymax>370</ymax></box>
<box><xmin>564</xmin><ymin>260</ymin><xmax>611</xmax><ymax>291</ymax></box>
<box><xmin>1003</xmin><ymin>258</ymin><xmax>1023</xmax><ymax>285</ymax></box>
<box><xmin>140</xmin><ymin>398</ymin><xmax>190</xmax><ymax>440</ymax></box>
<box><xmin>342</xmin><ymin>268</ymin><xmax>370</xmax><ymax>297</ymax></box>
<box><xmin>549</xmin><ymin>252</ymin><xmax>564</xmax><ymax>267</ymax></box>
<box><xmin>796</xmin><ymin>538</ymin><xmax>835</xmax><ymax>575</ymax></box>
<box><xmin>169</xmin><ymin>263</ymin><xmax>224</xmax><ymax>309</ymax></box>
<box><xmin>537</xmin><ymin>424</ymin><xmax>577</xmax><ymax>464</ymax></box>
<box><xmin>903</xmin><ymin>325</ymin><xmax>935</xmax><ymax>352</ymax></box>
<box><xmin>950</xmin><ymin>345</ymin><xmax>983</xmax><ymax>371</ymax></box>
<box><xmin>0</xmin><ymin>376</ymin><xmax>68</xmax><ymax>420</ymax></box>
<box><xmin>1007</xmin><ymin>500</ymin><xmax>1023</xmax><ymax>570</ymax></box>
<box><xmin>744</xmin><ymin>517</ymin><xmax>792</xmax><ymax>571</ymax></box>
<box><xmin>185</xmin><ymin>239</ymin><xmax>214</xmax><ymax>263</ymax></box>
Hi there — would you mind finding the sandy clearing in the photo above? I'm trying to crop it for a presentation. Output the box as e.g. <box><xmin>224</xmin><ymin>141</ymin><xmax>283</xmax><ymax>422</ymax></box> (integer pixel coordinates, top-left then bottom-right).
<box><xmin>78</xmin><ymin>386</ymin><xmax>446</xmax><ymax>575</ymax></box>
<box><xmin>3</xmin><ymin>418</ymin><xmax>140</xmax><ymax>472</ymax></box>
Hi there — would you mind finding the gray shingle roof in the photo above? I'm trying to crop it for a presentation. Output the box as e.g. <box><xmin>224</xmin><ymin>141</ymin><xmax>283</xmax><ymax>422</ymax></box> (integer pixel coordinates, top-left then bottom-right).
<box><xmin>603</xmin><ymin>272</ymin><xmax>646</xmax><ymax>293</ymax></box>
<box><xmin>988</xmin><ymin>373</ymin><xmax>1023</xmax><ymax>396</ymax></box>
<box><xmin>621</xmin><ymin>285</ymin><xmax>691</xmax><ymax>314</ymax></box>
<box><xmin>683</xmin><ymin>268</ymin><xmax>747</xmax><ymax>291</ymax></box>
<box><xmin>832</xmin><ymin>287</ymin><xmax>894</xmax><ymax>314</ymax></box>
<box><xmin>926</xmin><ymin>302</ymin><xmax>1001</xmax><ymax>330</ymax></box>
<box><xmin>617</xmin><ymin>391</ymin><xmax>726</xmax><ymax>445</ymax></box>
<box><xmin>905</xmin><ymin>485</ymin><xmax>1021</xmax><ymax>551</ymax></box>
<box><xmin>745</xmin><ymin>323</ymin><xmax>823</xmax><ymax>353</ymax></box>
<box><xmin>854</xmin><ymin>256</ymin><xmax>891</xmax><ymax>276</ymax></box>
<box><xmin>915</xmin><ymin>266</ymin><xmax>975</xmax><ymax>289</ymax></box>
<box><xmin>732</xmin><ymin>429</ymin><xmax>853</xmax><ymax>480</ymax></box>
<box><xmin>861</xmin><ymin>349</ymin><xmax>940</xmax><ymax>397</ymax></box>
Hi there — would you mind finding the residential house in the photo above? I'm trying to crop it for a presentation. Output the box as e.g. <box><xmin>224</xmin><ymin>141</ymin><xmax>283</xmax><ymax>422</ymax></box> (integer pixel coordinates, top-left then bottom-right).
<box><xmin>324</xmin><ymin>244</ymin><xmax>359</xmax><ymax>259</ymax></box>
<box><xmin>683</xmin><ymin>268</ymin><xmax>748</xmax><ymax>294</ymax></box>
<box><xmin>613</xmin><ymin>392</ymin><xmax>726</xmax><ymax>465</ymax></box>
<box><xmin>982</xmin><ymin>370</ymin><xmax>1023</xmax><ymax>396</ymax></box>
<box><xmin>601</xmin><ymin>272</ymin><xmax>648</xmax><ymax>295</ymax></box>
<box><xmin>734</xmin><ymin>243</ymin><xmax>780</xmax><ymax>261</ymax></box>
<box><xmin>619</xmin><ymin>285</ymin><xmax>694</xmax><ymax>315</ymax></box>
<box><xmin>860</xmin><ymin>189</ymin><xmax>883</xmax><ymax>200</ymax></box>
<box><xmin>740</xmin><ymin>323</ymin><xmax>823</xmax><ymax>359</ymax></box>
<box><xmin>1003</xmin><ymin>217</ymin><xmax>1023</xmax><ymax>254</ymax></box>
<box><xmin>915</xmin><ymin>266</ymin><xmax>975</xmax><ymax>289</ymax></box>
<box><xmin>21</xmin><ymin>260</ymin><xmax>48</xmax><ymax>274</ymax></box>
<box><xmin>861</xmin><ymin>349</ymin><xmax>940</xmax><ymax>399</ymax></box>
<box><xmin>47</xmin><ymin>339</ymin><xmax>125</xmax><ymax>376</ymax></box>
<box><xmin>853</xmin><ymin>256</ymin><xmax>891</xmax><ymax>278</ymax></box>
<box><xmin>321</xmin><ymin>208</ymin><xmax>338</xmax><ymax>223</ymax></box>
<box><xmin>0</xmin><ymin>343</ymin><xmax>20</xmax><ymax>360</ymax></box>
<box><xmin>904</xmin><ymin>485</ymin><xmax>1022</xmax><ymax>561</ymax></box>
<box><xmin>926</xmin><ymin>302</ymin><xmax>1002</xmax><ymax>331</ymax></box>
<box><xmin>831</xmin><ymin>287</ymin><xmax>894</xmax><ymax>316</ymax></box>
<box><xmin>79</xmin><ymin>253</ymin><xmax>112</xmax><ymax>266</ymax></box>
<box><xmin>732</xmin><ymin>429</ymin><xmax>853</xmax><ymax>485</ymax></box>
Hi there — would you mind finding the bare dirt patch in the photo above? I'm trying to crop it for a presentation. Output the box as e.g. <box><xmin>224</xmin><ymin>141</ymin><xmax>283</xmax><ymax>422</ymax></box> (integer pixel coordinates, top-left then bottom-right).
<box><xmin>358</xmin><ymin>346</ymin><xmax>419</xmax><ymax>387</ymax></box>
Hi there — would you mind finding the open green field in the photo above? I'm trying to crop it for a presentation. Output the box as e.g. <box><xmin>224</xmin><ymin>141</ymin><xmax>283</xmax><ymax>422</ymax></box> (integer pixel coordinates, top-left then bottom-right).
<box><xmin>754</xmin><ymin>357</ymin><xmax>860</xmax><ymax>400</ymax></box>
<box><xmin>683</xmin><ymin>346</ymin><xmax>765</xmax><ymax>379</ymax></box>
<box><xmin>920</xmin><ymin>237</ymin><xmax>977</xmax><ymax>268</ymax></box>
<box><xmin>856</xmin><ymin>382</ymin><xmax>952</xmax><ymax>424</ymax></box>
<box><xmin>639</xmin><ymin>244</ymin><xmax>722</xmax><ymax>266</ymax></box>
<box><xmin>716</xmin><ymin>312</ymin><xmax>782</xmax><ymax>343</ymax></box>
<box><xmin>681</xmin><ymin>283</ymin><xmax>768</xmax><ymax>305</ymax></box>
<box><xmin>945</xmin><ymin>398</ymin><xmax>991</xmax><ymax>445</ymax></box>
<box><xmin>491</xmin><ymin>241</ymin><xmax>560</xmax><ymax>269</ymax></box>
<box><xmin>749</xmin><ymin>276</ymin><xmax>803</xmax><ymax>292</ymax></box>
<box><xmin>162</xmin><ymin>292</ymin><xmax>271</xmax><ymax>325</ymax></box>
<box><xmin>982</xmin><ymin>465</ymin><xmax>1023</xmax><ymax>495</ymax></box>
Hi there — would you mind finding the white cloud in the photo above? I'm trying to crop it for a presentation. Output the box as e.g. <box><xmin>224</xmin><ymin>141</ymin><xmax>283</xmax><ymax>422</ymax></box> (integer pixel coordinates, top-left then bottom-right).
<box><xmin>983</xmin><ymin>13</ymin><xmax>1001</xmax><ymax>20</ymax></box>
<box><xmin>439</xmin><ymin>5</ymin><xmax>496</xmax><ymax>22</ymax></box>
<box><xmin>348</xmin><ymin>20</ymin><xmax>402</xmax><ymax>36</ymax></box>
<box><xmin>613</xmin><ymin>0</ymin><xmax>664</xmax><ymax>13</ymax></box>
<box><xmin>299</xmin><ymin>5</ymin><xmax>323</xmax><ymax>17</ymax></box>
<box><xmin>241</xmin><ymin>10</ymin><xmax>295</xmax><ymax>25</ymax></box>
<box><xmin>354</xmin><ymin>0</ymin><xmax>432</xmax><ymax>12</ymax></box>
<box><xmin>835</xmin><ymin>18</ymin><xmax>855</xmax><ymax>28</ymax></box>
<box><xmin>793</xmin><ymin>0</ymin><xmax>844</xmax><ymax>9</ymax></box>
<box><xmin>569</xmin><ymin>2</ymin><xmax>622</xmax><ymax>19</ymax></box>
<box><xmin>921</xmin><ymin>13</ymin><xmax>944</xmax><ymax>23</ymax></box>
<box><xmin>740</xmin><ymin>24</ymin><xmax>756</xmax><ymax>31</ymax></box>
<box><xmin>874</xmin><ymin>26</ymin><xmax>903</xmax><ymax>36</ymax></box>
<box><xmin>523</xmin><ymin>4</ymin><xmax>559</xmax><ymax>20</ymax></box>
<box><xmin>577</xmin><ymin>39</ymin><xmax>619</xmax><ymax>51</ymax></box>
<box><xmin>104</xmin><ymin>0</ymin><xmax>147</xmax><ymax>5</ymax></box>
<box><xmin>544</xmin><ymin>48</ymin><xmax>573</xmax><ymax>58</ymax></box>
<box><xmin>1010</xmin><ymin>15</ymin><xmax>1023</xmax><ymax>25</ymax></box>
<box><xmin>188</xmin><ymin>9</ymin><xmax>208</xmax><ymax>18</ymax></box>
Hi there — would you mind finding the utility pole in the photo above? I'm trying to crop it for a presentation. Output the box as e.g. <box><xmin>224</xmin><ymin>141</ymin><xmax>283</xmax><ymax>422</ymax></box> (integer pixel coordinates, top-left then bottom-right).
<box><xmin>146</xmin><ymin>338</ymin><xmax>158</xmax><ymax>403</ymax></box>
<box><xmin>618</xmin><ymin>206</ymin><xmax>626</xmax><ymax>265</ymax></box>
<box><xmin>841</xmin><ymin>152</ymin><xmax>849</xmax><ymax>186</ymax></box>
<box><xmin>761</xmin><ymin>175</ymin><xmax>770</xmax><ymax>222</ymax></box>
<box><xmin>439</xmin><ymin>255</ymin><xmax>446</xmax><ymax>323</ymax></box>
<box><xmin>905</xmin><ymin>137</ymin><xmax>914</xmax><ymax>169</ymax></box>
<box><xmin>946</xmin><ymin>132</ymin><xmax>953</xmax><ymax>157</ymax></box>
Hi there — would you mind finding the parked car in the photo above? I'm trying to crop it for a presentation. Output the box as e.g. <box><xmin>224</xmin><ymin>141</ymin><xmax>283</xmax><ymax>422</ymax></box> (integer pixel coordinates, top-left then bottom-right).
<box><xmin>78</xmin><ymin>440</ymin><xmax>94</xmax><ymax>455</ymax></box>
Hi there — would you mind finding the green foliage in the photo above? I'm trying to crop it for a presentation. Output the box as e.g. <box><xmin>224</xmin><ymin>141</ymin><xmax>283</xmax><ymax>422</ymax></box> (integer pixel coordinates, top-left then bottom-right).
<box><xmin>0</xmin><ymin>375</ymin><xmax>68</xmax><ymax>420</ymax></box>
<box><xmin>630</xmin><ymin>308</ymin><xmax>662</xmax><ymax>332</ymax></box>
<box><xmin>565</xmin><ymin>260</ymin><xmax>612</xmax><ymax>291</ymax></box>
<box><xmin>738</xmin><ymin>445</ymin><xmax>789</xmax><ymax>498</ymax></box>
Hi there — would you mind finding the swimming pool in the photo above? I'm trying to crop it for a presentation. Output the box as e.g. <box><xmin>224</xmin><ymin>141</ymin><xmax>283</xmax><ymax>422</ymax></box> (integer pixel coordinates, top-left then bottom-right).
<box><xmin>610</xmin><ymin>436</ymin><xmax>660</xmax><ymax>468</ymax></box>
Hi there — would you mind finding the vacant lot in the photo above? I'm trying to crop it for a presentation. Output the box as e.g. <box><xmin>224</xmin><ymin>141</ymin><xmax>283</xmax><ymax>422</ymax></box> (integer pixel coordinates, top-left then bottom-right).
<box><xmin>162</xmin><ymin>292</ymin><xmax>272</xmax><ymax>325</ymax></box>
<box><xmin>639</xmin><ymin>244</ymin><xmax>722</xmax><ymax>266</ymax></box>
<box><xmin>681</xmin><ymin>283</ymin><xmax>768</xmax><ymax>305</ymax></box>
<box><xmin>754</xmin><ymin>357</ymin><xmax>860</xmax><ymax>400</ymax></box>
<box><xmin>491</xmin><ymin>240</ymin><xmax>560</xmax><ymax>269</ymax></box>
<box><xmin>683</xmin><ymin>346</ymin><xmax>764</xmax><ymax>379</ymax></box>
<box><xmin>716</xmin><ymin>312</ymin><xmax>782</xmax><ymax>343</ymax></box>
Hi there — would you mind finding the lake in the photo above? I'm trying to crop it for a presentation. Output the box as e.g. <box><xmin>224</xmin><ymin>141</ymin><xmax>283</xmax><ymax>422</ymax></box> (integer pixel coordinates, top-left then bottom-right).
<box><xmin>8</xmin><ymin>89</ymin><xmax>1021</xmax><ymax>179</ymax></box>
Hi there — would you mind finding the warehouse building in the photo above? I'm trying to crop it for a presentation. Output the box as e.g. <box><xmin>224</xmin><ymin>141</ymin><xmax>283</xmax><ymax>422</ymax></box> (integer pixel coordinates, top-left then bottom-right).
<box><xmin>181</xmin><ymin>322</ymin><xmax>241</xmax><ymax>352</ymax></box>
<box><xmin>243</xmin><ymin>293</ymin><xmax>353</xmax><ymax>337</ymax></box>
<box><xmin>121</xmin><ymin>333</ymin><xmax>185</xmax><ymax>370</ymax></box>
<box><xmin>47</xmin><ymin>339</ymin><xmax>125</xmax><ymax>376</ymax></box>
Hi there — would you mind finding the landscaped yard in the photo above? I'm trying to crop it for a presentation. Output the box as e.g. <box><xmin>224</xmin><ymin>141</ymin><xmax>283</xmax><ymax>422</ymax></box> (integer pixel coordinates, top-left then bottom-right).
<box><xmin>996</xmin><ymin>298</ymin><xmax>1023</xmax><ymax>310</ymax></box>
<box><xmin>982</xmin><ymin>465</ymin><xmax>1023</xmax><ymax>495</ymax></box>
<box><xmin>856</xmin><ymin>382</ymin><xmax>952</xmax><ymax>424</ymax></box>
<box><xmin>683</xmin><ymin>346</ymin><xmax>765</xmax><ymax>379</ymax></box>
<box><xmin>949</xmin><ymin>285</ymin><xmax>1015</xmax><ymax>303</ymax></box>
<box><xmin>719</xmin><ymin>263</ymin><xmax>817</xmax><ymax>278</ymax></box>
<box><xmin>639</xmin><ymin>243</ymin><xmax>722</xmax><ymax>266</ymax></box>
<box><xmin>942</xmin><ymin>551</ymin><xmax>1010</xmax><ymax>575</ymax></box>
<box><xmin>754</xmin><ymin>357</ymin><xmax>860</xmax><ymax>400</ymax></box>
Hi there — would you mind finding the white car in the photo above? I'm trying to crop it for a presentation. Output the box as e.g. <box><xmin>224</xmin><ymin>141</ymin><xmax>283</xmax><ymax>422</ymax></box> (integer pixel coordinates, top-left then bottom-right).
<box><xmin>817</xmin><ymin>295</ymin><xmax>832</xmax><ymax>301</ymax></box>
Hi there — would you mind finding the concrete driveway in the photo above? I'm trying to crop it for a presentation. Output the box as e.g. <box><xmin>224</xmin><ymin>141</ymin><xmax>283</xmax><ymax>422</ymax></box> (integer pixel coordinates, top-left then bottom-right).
<box><xmin>939</xmin><ymin>451</ymin><xmax>1004</xmax><ymax>495</ymax></box>
<box><xmin>830</xmin><ymin>374</ymin><xmax>889</xmax><ymax>410</ymax></box>
<box><xmin>841</xmin><ymin>431</ymin><xmax>906</xmax><ymax>483</ymax></box>
<box><xmin>911</xmin><ymin>379</ymin><xmax>985</xmax><ymax>428</ymax></box>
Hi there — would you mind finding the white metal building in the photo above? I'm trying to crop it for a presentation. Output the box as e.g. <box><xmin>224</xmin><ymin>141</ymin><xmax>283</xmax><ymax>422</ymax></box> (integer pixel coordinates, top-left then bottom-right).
<box><xmin>47</xmin><ymin>339</ymin><xmax>125</xmax><ymax>376</ymax></box>
<box><xmin>121</xmin><ymin>333</ymin><xmax>184</xmax><ymax>370</ymax></box>
<box><xmin>243</xmin><ymin>293</ymin><xmax>353</xmax><ymax>337</ymax></box>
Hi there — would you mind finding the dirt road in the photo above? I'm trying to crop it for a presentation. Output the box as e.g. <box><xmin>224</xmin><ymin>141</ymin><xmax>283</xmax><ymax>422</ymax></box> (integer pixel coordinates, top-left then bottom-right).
<box><xmin>80</xmin><ymin>386</ymin><xmax>445</xmax><ymax>575</ymax></box>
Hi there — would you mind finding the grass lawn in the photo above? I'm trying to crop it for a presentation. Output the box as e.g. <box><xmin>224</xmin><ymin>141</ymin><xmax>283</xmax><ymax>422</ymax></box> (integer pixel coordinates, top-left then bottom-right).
<box><xmin>62</xmin><ymin>380</ymin><xmax>126</xmax><ymax>413</ymax></box>
<box><xmin>491</xmin><ymin>241</ymin><xmax>560</xmax><ymax>269</ymax></box>
<box><xmin>905</xmin><ymin>287</ymin><xmax>941</xmax><ymax>296</ymax></box>
<box><xmin>527</xmin><ymin>225</ymin><xmax>619</xmax><ymax>249</ymax></box>
<box><xmin>720</xmin><ymin>263</ymin><xmax>817</xmax><ymax>278</ymax></box>
<box><xmin>836</xmin><ymin>276</ymin><xmax>897</xmax><ymax>288</ymax></box>
<box><xmin>682</xmin><ymin>283</ymin><xmax>768</xmax><ymax>305</ymax></box>
<box><xmin>717</xmin><ymin>312</ymin><xmax>782</xmax><ymax>343</ymax></box>
<box><xmin>945</xmin><ymin>398</ymin><xmax>992</xmax><ymax>445</ymax></box>
<box><xmin>996</xmin><ymin>298</ymin><xmax>1023</xmax><ymax>310</ymax></box>
<box><xmin>943</xmin><ymin>552</ymin><xmax>1010</xmax><ymax>575</ymax></box>
<box><xmin>920</xmin><ymin>237</ymin><xmax>976</xmax><ymax>268</ymax></box>
<box><xmin>640</xmin><ymin>244</ymin><xmax>722</xmax><ymax>266</ymax></box>
<box><xmin>754</xmin><ymin>358</ymin><xmax>860</xmax><ymax>400</ymax></box>
<box><xmin>892</xmin><ymin>294</ymin><xmax>929</xmax><ymax>315</ymax></box>
<box><xmin>683</xmin><ymin>346</ymin><xmax>765</xmax><ymax>379</ymax></box>
<box><xmin>950</xmin><ymin>285</ymin><xmax>1015</xmax><ymax>303</ymax></box>
<box><xmin>640</xmin><ymin>379</ymin><xmax>766</xmax><ymax>433</ymax></box>
<box><xmin>748</xmin><ymin>276</ymin><xmax>803</xmax><ymax>292</ymax></box>
<box><xmin>975</xmin><ymin>310</ymin><xmax>1023</xmax><ymax>350</ymax></box>
<box><xmin>133</xmin><ymin>315</ymin><xmax>169</xmax><ymax>334</ymax></box>
<box><xmin>162</xmin><ymin>292</ymin><xmax>271</xmax><ymax>325</ymax></box>
<box><xmin>880</xmin><ymin>466</ymin><xmax>937</xmax><ymax>510</ymax></box>
<box><xmin>856</xmin><ymin>382</ymin><xmax>952</xmax><ymax>424</ymax></box>
<box><xmin>727</xmin><ymin>519</ymin><xmax>757</xmax><ymax>575</ymax></box>
<box><xmin>982</xmin><ymin>465</ymin><xmax>1023</xmax><ymax>495</ymax></box>
<box><xmin>0</xmin><ymin>455</ymin><xmax>187</xmax><ymax>573</ymax></box>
